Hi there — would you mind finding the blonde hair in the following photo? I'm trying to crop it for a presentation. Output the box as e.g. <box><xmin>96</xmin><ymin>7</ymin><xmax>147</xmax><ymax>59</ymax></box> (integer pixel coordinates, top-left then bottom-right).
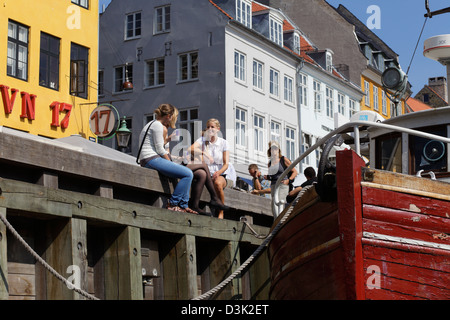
<box><xmin>206</xmin><ymin>118</ymin><xmax>221</xmax><ymax>129</ymax></box>
<box><xmin>267</xmin><ymin>140</ymin><xmax>282</xmax><ymax>159</ymax></box>
<box><xmin>154</xmin><ymin>103</ymin><xmax>175</xmax><ymax>119</ymax></box>
<box><xmin>168</xmin><ymin>107</ymin><xmax>179</xmax><ymax>129</ymax></box>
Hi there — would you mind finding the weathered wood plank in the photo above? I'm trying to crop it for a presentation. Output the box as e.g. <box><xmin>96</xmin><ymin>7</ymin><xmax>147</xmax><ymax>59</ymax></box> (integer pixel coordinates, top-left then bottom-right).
<box><xmin>0</xmin><ymin>178</ymin><xmax>268</xmax><ymax>245</ymax></box>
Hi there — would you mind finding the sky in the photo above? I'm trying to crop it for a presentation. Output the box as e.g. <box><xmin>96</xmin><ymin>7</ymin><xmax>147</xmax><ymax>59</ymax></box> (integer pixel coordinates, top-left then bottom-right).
<box><xmin>99</xmin><ymin>0</ymin><xmax>450</xmax><ymax>95</ymax></box>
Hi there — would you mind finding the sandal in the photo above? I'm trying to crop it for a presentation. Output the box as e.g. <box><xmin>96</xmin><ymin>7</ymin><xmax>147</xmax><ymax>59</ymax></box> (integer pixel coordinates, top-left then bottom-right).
<box><xmin>167</xmin><ymin>203</ymin><xmax>184</xmax><ymax>212</ymax></box>
<box><xmin>183</xmin><ymin>207</ymin><xmax>198</xmax><ymax>214</ymax></box>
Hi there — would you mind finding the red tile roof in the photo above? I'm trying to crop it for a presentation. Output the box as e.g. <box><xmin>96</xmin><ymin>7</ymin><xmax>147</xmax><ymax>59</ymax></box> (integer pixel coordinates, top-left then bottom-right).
<box><xmin>252</xmin><ymin>2</ymin><xmax>269</xmax><ymax>13</ymax></box>
<box><xmin>406</xmin><ymin>97</ymin><xmax>432</xmax><ymax>112</ymax></box>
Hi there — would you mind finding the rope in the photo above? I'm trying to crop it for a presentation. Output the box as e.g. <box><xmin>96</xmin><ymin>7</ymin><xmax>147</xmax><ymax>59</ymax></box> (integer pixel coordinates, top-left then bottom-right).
<box><xmin>0</xmin><ymin>213</ymin><xmax>99</xmax><ymax>300</ymax></box>
<box><xmin>192</xmin><ymin>185</ymin><xmax>314</xmax><ymax>300</ymax></box>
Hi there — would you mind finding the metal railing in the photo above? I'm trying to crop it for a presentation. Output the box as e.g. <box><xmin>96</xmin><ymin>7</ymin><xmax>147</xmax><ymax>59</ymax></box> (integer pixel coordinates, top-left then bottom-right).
<box><xmin>272</xmin><ymin>120</ymin><xmax>450</xmax><ymax>218</ymax></box>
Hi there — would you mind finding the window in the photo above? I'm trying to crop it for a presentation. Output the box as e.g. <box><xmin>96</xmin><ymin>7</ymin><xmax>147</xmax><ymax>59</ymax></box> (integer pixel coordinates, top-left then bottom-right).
<box><xmin>234</xmin><ymin>51</ymin><xmax>246</xmax><ymax>82</ymax></box>
<box><xmin>293</xmin><ymin>33</ymin><xmax>300</xmax><ymax>54</ymax></box>
<box><xmin>39</xmin><ymin>33</ymin><xmax>60</xmax><ymax>90</ymax></box>
<box><xmin>364</xmin><ymin>81</ymin><xmax>370</xmax><ymax>106</ymax></box>
<box><xmin>313</xmin><ymin>80</ymin><xmax>322</xmax><ymax>112</ymax></box>
<box><xmin>326</xmin><ymin>51</ymin><xmax>333</xmax><ymax>72</ymax></box>
<box><xmin>286</xmin><ymin>127</ymin><xmax>295</xmax><ymax>161</ymax></box>
<box><xmin>125</xmin><ymin>12</ymin><xmax>141</xmax><ymax>40</ymax></box>
<box><xmin>349</xmin><ymin>99</ymin><xmax>357</xmax><ymax>117</ymax></box>
<box><xmin>270</xmin><ymin>121</ymin><xmax>281</xmax><ymax>144</ymax></box>
<box><xmin>178</xmin><ymin>108</ymin><xmax>200</xmax><ymax>145</ymax></box>
<box><xmin>373</xmin><ymin>86</ymin><xmax>379</xmax><ymax>111</ymax></box>
<box><xmin>326</xmin><ymin>87</ymin><xmax>334</xmax><ymax>118</ymax></box>
<box><xmin>72</xmin><ymin>0</ymin><xmax>88</xmax><ymax>9</ymax></box>
<box><xmin>270</xmin><ymin>18</ymin><xmax>283</xmax><ymax>46</ymax></box>
<box><xmin>337</xmin><ymin>93</ymin><xmax>345</xmax><ymax>116</ymax></box>
<box><xmin>253</xmin><ymin>60</ymin><xmax>263</xmax><ymax>90</ymax></box>
<box><xmin>299</xmin><ymin>73</ymin><xmax>308</xmax><ymax>106</ymax></box>
<box><xmin>236</xmin><ymin>0</ymin><xmax>251</xmax><ymax>28</ymax></box>
<box><xmin>235</xmin><ymin>108</ymin><xmax>247</xmax><ymax>147</ymax></box>
<box><xmin>270</xmin><ymin>68</ymin><xmax>279</xmax><ymax>97</ymax></box>
<box><xmin>155</xmin><ymin>5</ymin><xmax>171</xmax><ymax>34</ymax></box>
<box><xmin>179</xmin><ymin>52</ymin><xmax>198</xmax><ymax>82</ymax></box>
<box><xmin>7</xmin><ymin>20</ymin><xmax>29</xmax><ymax>81</ymax></box>
<box><xmin>301</xmin><ymin>133</ymin><xmax>311</xmax><ymax>165</ymax></box>
<box><xmin>145</xmin><ymin>58</ymin><xmax>165</xmax><ymax>87</ymax></box>
<box><xmin>70</xmin><ymin>43</ymin><xmax>89</xmax><ymax>98</ymax></box>
<box><xmin>382</xmin><ymin>91</ymin><xmax>387</xmax><ymax>115</ymax></box>
<box><xmin>284</xmin><ymin>76</ymin><xmax>293</xmax><ymax>103</ymax></box>
<box><xmin>114</xmin><ymin>64</ymin><xmax>133</xmax><ymax>93</ymax></box>
<box><xmin>254</xmin><ymin>115</ymin><xmax>264</xmax><ymax>152</ymax></box>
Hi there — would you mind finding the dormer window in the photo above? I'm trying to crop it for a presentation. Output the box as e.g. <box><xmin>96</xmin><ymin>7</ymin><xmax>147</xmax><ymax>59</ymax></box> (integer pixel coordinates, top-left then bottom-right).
<box><xmin>236</xmin><ymin>0</ymin><xmax>252</xmax><ymax>28</ymax></box>
<box><xmin>270</xmin><ymin>16</ymin><xmax>283</xmax><ymax>46</ymax></box>
<box><xmin>293</xmin><ymin>33</ymin><xmax>300</xmax><ymax>54</ymax></box>
<box><xmin>326</xmin><ymin>50</ymin><xmax>333</xmax><ymax>72</ymax></box>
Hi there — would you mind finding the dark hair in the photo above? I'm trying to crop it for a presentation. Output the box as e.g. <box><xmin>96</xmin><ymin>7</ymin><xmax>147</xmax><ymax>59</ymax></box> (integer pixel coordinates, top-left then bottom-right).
<box><xmin>304</xmin><ymin>167</ymin><xmax>316</xmax><ymax>179</ymax></box>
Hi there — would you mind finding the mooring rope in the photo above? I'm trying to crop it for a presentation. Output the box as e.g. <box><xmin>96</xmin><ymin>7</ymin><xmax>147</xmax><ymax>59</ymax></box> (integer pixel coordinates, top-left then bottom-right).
<box><xmin>192</xmin><ymin>185</ymin><xmax>314</xmax><ymax>300</ymax></box>
<box><xmin>0</xmin><ymin>213</ymin><xmax>99</xmax><ymax>300</ymax></box>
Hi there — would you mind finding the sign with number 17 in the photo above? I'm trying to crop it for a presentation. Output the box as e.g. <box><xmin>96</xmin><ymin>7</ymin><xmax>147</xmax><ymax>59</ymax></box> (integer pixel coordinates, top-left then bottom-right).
<box><xmin>89</xmin><ymin>104</ymin><xmax>120</xmax><ymax>139</ymax></box>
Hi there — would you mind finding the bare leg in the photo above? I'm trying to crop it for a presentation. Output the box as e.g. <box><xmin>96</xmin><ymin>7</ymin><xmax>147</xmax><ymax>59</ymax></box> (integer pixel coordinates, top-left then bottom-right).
<box><xmin>213</xmin><ymin>176</ymin><xmax>227</xmax><ymax>219</ymax></box>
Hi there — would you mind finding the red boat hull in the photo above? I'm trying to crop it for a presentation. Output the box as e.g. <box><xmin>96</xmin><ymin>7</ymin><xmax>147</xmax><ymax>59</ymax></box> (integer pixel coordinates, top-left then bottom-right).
<box><xmin>269</xmin><ymin>150</ymin><xmax>450</xmax><ymax>300</ymax></box>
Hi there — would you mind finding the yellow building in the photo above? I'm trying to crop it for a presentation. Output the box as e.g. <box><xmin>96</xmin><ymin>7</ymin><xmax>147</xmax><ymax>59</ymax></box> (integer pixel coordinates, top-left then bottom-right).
<box><xmin>361</xmin><ymin>72</ymin><xmax>406</xmax><ymax>120</ymax></box>
<box><xmin>0</xmin><ymin>0</ymin><xmax>98</xmax><ymax>139</ymax></box>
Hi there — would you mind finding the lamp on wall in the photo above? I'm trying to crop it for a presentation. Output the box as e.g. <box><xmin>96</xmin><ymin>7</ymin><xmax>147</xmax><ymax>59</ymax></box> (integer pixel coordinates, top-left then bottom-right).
<box><xmin>116</xmin><ymin>117</ymin><xmax>131</xmax><ymax>152</ymax></box>
<box><xmin>123</xmin><ymin>62</ymin><xmax>133</xmax><ymax>90</ymax></box>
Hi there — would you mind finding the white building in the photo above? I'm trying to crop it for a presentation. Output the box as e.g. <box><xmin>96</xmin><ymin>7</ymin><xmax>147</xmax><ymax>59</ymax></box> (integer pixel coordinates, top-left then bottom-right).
<box><xmin>99</xmin><ymin>0</ymin><xmax>363</xmax><ymax>184</ymax></box>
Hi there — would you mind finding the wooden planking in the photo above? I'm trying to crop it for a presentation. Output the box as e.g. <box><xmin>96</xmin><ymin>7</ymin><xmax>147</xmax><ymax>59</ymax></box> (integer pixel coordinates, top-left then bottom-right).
<box><xmin>362</xmin><ymin>240</ymin><xmax>450</xmax><ymax>300</ymax></box>
<box><xmin>0</xmin><ymin>208</ymin><xmax>7</xmax><ymax>299</ymax></box>
<box><xmin>0</xmin><ymin>177</ymin><xmax>268</xmax><ymax>246</ymax></box>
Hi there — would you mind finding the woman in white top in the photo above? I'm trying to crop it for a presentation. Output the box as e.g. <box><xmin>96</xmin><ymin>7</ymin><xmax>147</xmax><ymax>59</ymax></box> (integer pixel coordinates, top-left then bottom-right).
<box><xmin>138</xmin><ymin>104</ymin><xmax>196</xmax><ymax>214</ymax></box>
<box><xmin>189</xmin><ymin>119</ymin><xmax>229</xmax><ymax>219</ymax></box>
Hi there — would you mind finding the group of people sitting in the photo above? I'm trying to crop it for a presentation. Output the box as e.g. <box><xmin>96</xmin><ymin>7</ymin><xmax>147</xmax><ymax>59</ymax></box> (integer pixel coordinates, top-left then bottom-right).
<box><xmin>138</xmin><ymin>103</ymin><xmax>230</xmax><ymax>218</ymax></box>
<box><xmin>138</xmin><ymin>103</ymin><xmax>317</xmax><ymax>218</ymax></box>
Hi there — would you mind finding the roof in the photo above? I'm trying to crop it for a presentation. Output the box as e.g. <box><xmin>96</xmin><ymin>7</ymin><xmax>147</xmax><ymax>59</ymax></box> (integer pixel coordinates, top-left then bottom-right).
<box><xmin>406</xmin><ymin>97</ymin><xmax>432</xmax><ymax>112</ymax></box>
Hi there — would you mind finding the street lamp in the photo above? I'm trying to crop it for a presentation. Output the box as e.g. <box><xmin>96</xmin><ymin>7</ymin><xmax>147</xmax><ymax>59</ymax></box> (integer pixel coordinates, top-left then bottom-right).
<box><xmin>116</xmin><ymin>117</ymin><xmax>131</xmax><ymax>152</ymax></box>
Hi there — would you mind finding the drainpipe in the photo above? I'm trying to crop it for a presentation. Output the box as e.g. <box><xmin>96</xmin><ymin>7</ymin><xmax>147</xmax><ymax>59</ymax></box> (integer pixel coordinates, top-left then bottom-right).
<box><xmin>296</xmin><ymin>59</ymin><xmax>305</xmax><ymax>173</ymax></box>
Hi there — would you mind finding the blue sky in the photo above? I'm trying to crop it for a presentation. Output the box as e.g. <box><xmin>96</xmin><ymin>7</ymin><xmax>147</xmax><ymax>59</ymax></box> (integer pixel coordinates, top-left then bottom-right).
<box><xmin>99</xmin><ymin>0</ymin><xmax>450</xmax><ymax>95</ymax></box>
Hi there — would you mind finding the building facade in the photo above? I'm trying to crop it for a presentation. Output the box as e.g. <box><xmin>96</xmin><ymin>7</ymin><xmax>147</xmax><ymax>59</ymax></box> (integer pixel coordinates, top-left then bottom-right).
<box><xmin>99</xmin><ymin>0</ymin><xmax>362</xmax><ymax>181</ymax></box>
<box><xmin>262</xmin><ymin>0</ymin><xmax>408</xmax><ymax>120</ymax></box>
<box><xmin>0</xmin><ymin>0</ymin><xmax>99</xmax><ymax>139</ymax></box>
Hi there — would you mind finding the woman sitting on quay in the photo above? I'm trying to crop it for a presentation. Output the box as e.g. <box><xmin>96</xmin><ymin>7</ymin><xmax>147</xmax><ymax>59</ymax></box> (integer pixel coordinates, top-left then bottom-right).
<box><xmin>189</xmin><ymin>118</ymin><xmax>230</xmax><ymax>219</ymax></box>
<box><xmin>137</xmin><ymin>103</ymin><xmax>197</xmax><ymax>214</ymax></box>
<box><xmin>163</xmin><ymin>109</ymin><xmax>230</xmax><ymax>216</ymax></box>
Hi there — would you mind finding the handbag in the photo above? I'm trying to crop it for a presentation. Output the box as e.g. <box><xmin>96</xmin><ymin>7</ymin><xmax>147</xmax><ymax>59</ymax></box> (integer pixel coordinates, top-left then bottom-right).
<box><xmin>136</xmin><ymin>120</ymin><xmax>156</xmax><ymax>165</ymax></box>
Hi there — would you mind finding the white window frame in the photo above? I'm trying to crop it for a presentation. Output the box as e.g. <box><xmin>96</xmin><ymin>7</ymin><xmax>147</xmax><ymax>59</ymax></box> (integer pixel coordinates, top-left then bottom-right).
<box><xmin>154</xmin><ymin>5</ymin><xmax>171</xmax><ymax>34</ymax></box>
<box><xmin>313</xmin><ymin>80</ymin><xmax>322</xmax><ymax>112</ymax></box>
<box><xmin>284</xmin><ymin>75</ymin><xmax>294</xmax><ymax>104</ymax></box>
<box><xmin>270</xmin><ymin>68</ymin><xmax>280</xmax><ymax>98</ymax></box>
<box><xmin>178</xmin><ymin>108</ymin><xmax>200</xmax><ymax>145</ymax></box>
<box><xmin>326</xmin><ymin>87</ymin><xmax>334</xmax><ymax>118</ymax></box>
<box><xmin>114</xmin><ymin>64</ymin><xmax>133</xmax><ymax>93</ymax></box>
<box><xmin>293</xmin><ymin>33</ymin><xmax>301</xmax><ymax>54</ymax></box>
<box><xmin>382</xmin><ymin>91</ymin><xmax>387</xmax><ymax>115</ymax></box>
<box><xmin>252</xmin><ymin>60</ymin><xmax>264</xmax><ymax>91</ymax></box>
<box><xmin>270</xmin><ymin>17</ymin><xmax>283</xmax><ymax>46</ymax></box>
<box><xmin>145</xmin><ymin>57</ymin><xmax>165</xmax><ymax>88</ymax></box>
<box><xmin>178</xmin><ymin>51</ymin><xmax>198</xmax><ymax>82</ymax></box>
<box><xmin>301</xmin><ymin>133</ymin><xmax>311</xmax><ymax>165</ymax></box>
<box><xmin>364</xmin><ymin>81</ymin><xmax>370</xmax><ymax>106</ymax></box>
<box><xmin>235</xmin><ymin>107</ymin><xmax>247</xmax><ymax>147</ymax></box>
<box><xmin>234</xmin><ymin>51</ymin><xmax>246</xmax><ymax>83</ymax></box>
<box><xmin>253</xmin><ymin>114</ymin><xmax>265</xmax><ymax>152</ymax></box>
<box><xmin>373</xmin><ymin>86</ymin><xmax>379</xmax><ymax>111</ymax></box>
<box><xmin>299</xmin><ymin>73</ymin><xmax>308</xmax><ymax>106</ymax></box>
<box><xmin>270</xmin><ymin>121</ymin><xmax>281</xmax><ymax>144</ymax></box>
<box><xmin>349</xmin><ymin>99</ymin><xmax>357</xmax><ymax>117</ymax></box>
<box><xmin>286</xmin><ymin>127</ymin><xmax>296</xmax><ymax>161</ymax></box>
<box><xmin>338</xmin><ymin>93</ymin><xmax>345</xmax><ymax>116</ymax></box>
<box><xmin>236</xmin><ymin>0</ymin><xmax>252</xmax><ymax>28</ymax></box>
<box><xmin>125</xmin><ymin>12</ymin><xmax>142</xmax><ymax>40</ymax></box>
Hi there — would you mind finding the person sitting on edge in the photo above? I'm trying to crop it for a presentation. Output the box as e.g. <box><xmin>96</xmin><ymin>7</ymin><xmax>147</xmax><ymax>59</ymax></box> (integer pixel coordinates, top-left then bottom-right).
<box><xmin>248</xmin><ymin>164</ymin><xmax>271</xmax><ymax>198</ymax></box>
<box><xmin>286</xmin><ymin>166</ymin><xmax>317</xmax><ymax>203</ymax></box>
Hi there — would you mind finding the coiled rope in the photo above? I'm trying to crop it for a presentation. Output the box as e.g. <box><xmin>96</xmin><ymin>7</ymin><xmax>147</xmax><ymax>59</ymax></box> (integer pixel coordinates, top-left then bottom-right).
<box><xmin>192</xmin><ymin>185</ymin><xmax>314</xmax><ymax>300</ymax></box>
<box><xmin>0</xmin><ymin>213</ymin><xmax>99</xmax><ymax>300</ymax></box>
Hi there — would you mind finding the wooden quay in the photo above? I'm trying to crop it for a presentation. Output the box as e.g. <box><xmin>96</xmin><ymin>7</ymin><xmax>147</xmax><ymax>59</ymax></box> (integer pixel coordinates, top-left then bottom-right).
<box><xmin>0</xmin><ymin>127</ymin><xmax>272</xmax><ymax>300</ymax></box>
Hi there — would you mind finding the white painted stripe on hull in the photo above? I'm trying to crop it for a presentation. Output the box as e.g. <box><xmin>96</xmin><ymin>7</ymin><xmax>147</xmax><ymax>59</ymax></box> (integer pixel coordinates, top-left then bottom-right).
<box><xmin>363</xmin><ymin>232</ymin><xmax>450</xmax><ymax>251</ymax></box>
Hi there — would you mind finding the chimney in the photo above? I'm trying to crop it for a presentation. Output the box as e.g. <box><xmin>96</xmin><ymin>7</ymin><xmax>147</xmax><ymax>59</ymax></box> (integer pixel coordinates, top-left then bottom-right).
<box><xmin>428</xmin><ymin>76</ymin><xmax>448</xmax><ymax>103</ymax></box>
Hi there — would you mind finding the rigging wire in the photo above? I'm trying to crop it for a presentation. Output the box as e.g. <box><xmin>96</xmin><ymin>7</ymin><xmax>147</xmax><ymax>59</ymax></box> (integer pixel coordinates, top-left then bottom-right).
<box><xmin>406</xmin><ymin>16</ymin><xmax>428</xmax><ymax>75</ymax></box>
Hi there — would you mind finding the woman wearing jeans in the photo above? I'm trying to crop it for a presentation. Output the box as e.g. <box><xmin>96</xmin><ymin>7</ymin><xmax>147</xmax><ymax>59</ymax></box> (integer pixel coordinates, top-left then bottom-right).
<box><xmin>138</xmin><ymin>104</ymin><xmax>197</xmax><ymax>214</ymax></box>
